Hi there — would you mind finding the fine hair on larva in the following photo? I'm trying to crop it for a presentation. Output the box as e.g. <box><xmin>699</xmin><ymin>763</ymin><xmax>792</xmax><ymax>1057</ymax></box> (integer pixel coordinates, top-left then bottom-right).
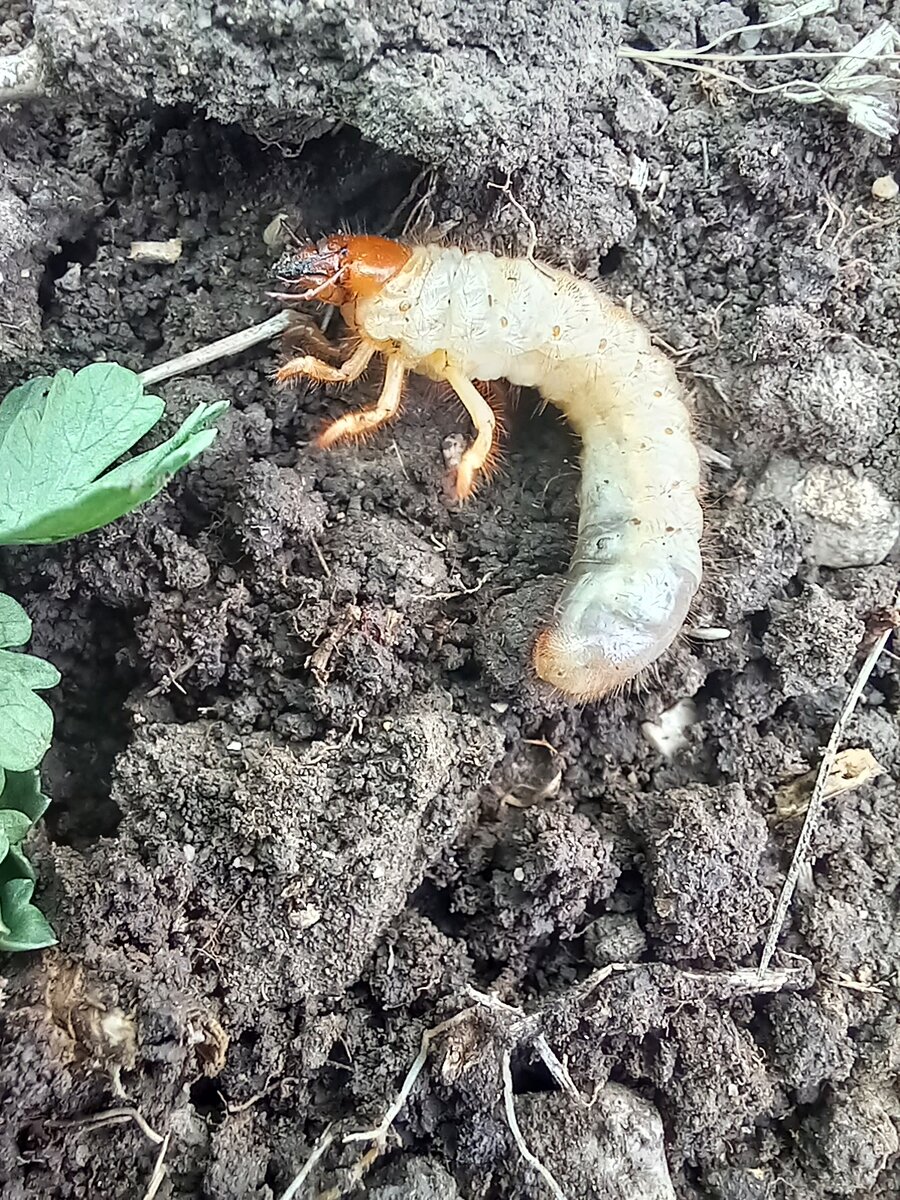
<box><xmin>272</xmin><ymin>233</ymin><xmax>705</xmax><ymax>704</ymax></box>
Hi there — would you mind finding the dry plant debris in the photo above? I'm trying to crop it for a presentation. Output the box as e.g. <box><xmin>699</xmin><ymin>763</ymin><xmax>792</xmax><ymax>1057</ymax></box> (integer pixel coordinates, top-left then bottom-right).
<box><xmin>621</xmin><ymin>2</ymin><xmax>900</xmax><ymax>138</ymax></box>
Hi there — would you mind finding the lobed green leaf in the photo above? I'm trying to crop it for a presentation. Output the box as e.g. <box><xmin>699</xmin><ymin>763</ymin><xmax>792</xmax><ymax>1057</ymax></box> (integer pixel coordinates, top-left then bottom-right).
<box><xmin>0</xmin><ymin>877</ymin><xmax>56</xmax><ymax>952</ymax></box>
<box><xmin>0</xmin><ymin>593</ymin><xmax>32</xmax><ymax>649</ymax></box>
<box><xmin>0</xmin><ymin>361</ymin><xmax>228</xmax><ymax>953</ymax></box>
<box><xmin>0</xmin><ymin>596</ymin><xmax>60</xmax><ymax>772</ymax></box>
<box><xmin>0</xmin><ymin>769</ymin><xmax>55</xmax><ymax>949</ymax></box>
<box><xmin>1</xmin><ymin>769</ymin><xmax>51</xmax><ymax>825</ymax></box>
<box><xmin>0</xmin><ymin>364</ymin><xmax>228</xmax><ymax>545</ymax></box>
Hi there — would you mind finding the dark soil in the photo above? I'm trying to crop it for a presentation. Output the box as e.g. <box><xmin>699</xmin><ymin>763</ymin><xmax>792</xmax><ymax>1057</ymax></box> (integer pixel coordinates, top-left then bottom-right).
<box><xmin>1</xmin><ymin>2</ymin><xmax>899</xmax><ymax>1198</ymax></box>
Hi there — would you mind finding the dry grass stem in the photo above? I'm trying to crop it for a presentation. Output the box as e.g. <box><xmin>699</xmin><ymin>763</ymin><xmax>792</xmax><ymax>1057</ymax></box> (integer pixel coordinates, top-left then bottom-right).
<box><xmin>501</xmin><ymin>1048</ymin><xmax>569</xmax><ymax>1200</ymax></box>
<box><xmin>277</xmin><ymin>1127</ymin><xmax>335</xmax><ymax>1200</ymax></box>
<box><xmin>759</xmin><ymin>608</ymin><xmax>897</xmax><ymax>975</ymax></box>
<box><xmin>139</xmin><ymin>313</ymin><xmax>292</xmax><ymax>386</ymax></box>
<box><xmin>621</xmin><ymin>4</ymin><xmax>900</xmax><ymax>138</ymax></box>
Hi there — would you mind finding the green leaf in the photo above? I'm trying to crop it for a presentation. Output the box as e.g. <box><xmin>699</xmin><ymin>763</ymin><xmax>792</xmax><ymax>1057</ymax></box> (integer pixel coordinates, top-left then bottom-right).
<box><xmin>0</xmin><ymin>877</ymin><xmax>56</xmax><ymax>952</ymax></box>
<box><xmin>0</xmin><ymin>844</ymin><xmax>36</xmax><ymax>884</ymax></box>
<box><xmin>0</xmin><ymin>593</ymin><xmax>31</xmax><ymax>648</ymax></box>
<box><xmin>1</xmin><ymin>769</ymin><xmax>50</xmax><ymax>824</ymax></box>
<box><xmin>0</xmin><ymin>809</ymin><xmax>32</xmax><ymax>854</ymax></box>
<box><xmin>8</xmin><ymin>403</ymin><xmax>228</xmax><ymax>544</ymax></box>
<box><xmin>0</xmin><ymin>376</ymin><xmax>53</xmax><ymax>445</ymax></box>
<box><xmin>0</xmin><ymin>363</ymin><xmax>228</xmax><ymax>545</ymax></box>
<box><xmin>0</xmin><ymin>771</ymin><xmax>49</xmax><ymax>888</ymax></box>
<box><xmin>0</xmin><ymin>594</ymin><xmax>59</xmax><ymax>772</ymax></box>
<box><xmin>0</xmin><ymin>365</ymin><xmax>163</xmax><ymax>528</ymax></box>
<box><xmin>0</xmin><ymin>648</ymin><xmax>61</xmax><ymax>689</ymax></box>
<box><xmin>0</xmin><ymin>808</ymin><xmax>31</xmax><ymax>839</ymax></box>
<box><xmin>0</xmin><ymin>683</ymin><xmax>55</xmax><ymax>772</ymax></box>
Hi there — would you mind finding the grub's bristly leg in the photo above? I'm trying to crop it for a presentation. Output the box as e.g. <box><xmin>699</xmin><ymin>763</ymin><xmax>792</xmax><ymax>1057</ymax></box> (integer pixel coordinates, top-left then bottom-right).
<box><xmin>317</xmin><ymin>354</ymin><xmax>406</xmax><ymax>449</ymax></box>
<box><xmin>443</xmin><ymin>366</ymin><xmax>497</xmax><ymax>501</ymax></box>
<box><xmin>276</xmin><ymin>340</ymin><xmax>376</xmax><ymax>387</ymax></box>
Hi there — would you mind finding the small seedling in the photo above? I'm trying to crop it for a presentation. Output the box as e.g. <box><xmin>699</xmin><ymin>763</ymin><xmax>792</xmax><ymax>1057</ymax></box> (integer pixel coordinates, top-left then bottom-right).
<box><xmin>0</xmin><ymin>363</ymin><xmax>227</xmax><ymax>951</ymax></box>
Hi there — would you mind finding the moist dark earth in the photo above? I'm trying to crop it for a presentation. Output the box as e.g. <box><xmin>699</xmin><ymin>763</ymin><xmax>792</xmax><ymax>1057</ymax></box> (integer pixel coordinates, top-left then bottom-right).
<box><xmin>1</xmin><ymin>2</ymin><xmax>900</xmax><ymax>1198</ymax></box>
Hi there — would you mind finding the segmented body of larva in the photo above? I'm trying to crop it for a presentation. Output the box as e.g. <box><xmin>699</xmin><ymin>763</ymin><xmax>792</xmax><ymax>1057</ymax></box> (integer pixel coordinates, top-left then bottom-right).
<box><xmin>272</xmin><ymin>235</ymin><xmax>703</xmax><ymax>702</ymax></box>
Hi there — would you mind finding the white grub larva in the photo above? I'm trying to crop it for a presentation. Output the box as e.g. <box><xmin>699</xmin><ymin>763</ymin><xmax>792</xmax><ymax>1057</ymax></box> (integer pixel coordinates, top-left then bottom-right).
<box><xmin>272</xmin><ymin>235</ymin><xmax>704</xmax><ymax>703</ymax></box>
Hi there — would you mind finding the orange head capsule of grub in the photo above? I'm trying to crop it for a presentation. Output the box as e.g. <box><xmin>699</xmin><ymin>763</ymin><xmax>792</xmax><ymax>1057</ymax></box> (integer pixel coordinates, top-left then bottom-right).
<box><xmin>273</xmin><ymin>234</ymin><xmax>411</xmax><ymax>305</ymax></box>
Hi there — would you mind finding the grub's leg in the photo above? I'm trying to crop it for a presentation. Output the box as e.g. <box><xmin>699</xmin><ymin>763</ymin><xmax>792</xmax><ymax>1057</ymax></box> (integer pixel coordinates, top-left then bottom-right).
<box><xmin>317</xmin><ymin>354</ymin><xmax>406</xmax><ymax>448</ymax></box>
<box><xmin>276</xmin><ymin>339</ymin><xmax>375</xmax><ymax>386</ymax></box>
<box><xmin>443</xmin><ymin>366</ymin><xmax>497</xmax><ymax>501</ymax></box>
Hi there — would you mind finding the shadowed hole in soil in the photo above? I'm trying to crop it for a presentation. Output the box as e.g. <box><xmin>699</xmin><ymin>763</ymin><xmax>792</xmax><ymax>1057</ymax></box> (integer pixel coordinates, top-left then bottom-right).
<box><xmin>409</xmin><ymin>878</ymin><xmax>469</xmax><ymax>940</ymax></box>
<box><xmin>876</xmin><ymin>662</ymin><xmax>899</xmax><ymax>711</ymax></box>
<box><xmin>598</xmin><ymin>244</ymin><xmax>625</xmax><ymax>275</ymax></box>
<box><xmin>789</xmin><ymin>1088</ymin><xmax>831</xmax><ymax>1129</ymax></box>
<box><xmin>512</xmin><ymin>1054</ymin><xmax>557</xmax><ymax>1094</ymax></box>
<box><xmin>38</xmin><ymin>231</ymin><xmax>101</xmax><ymax>319</ymax></box>
<box><xmin>607</xmin><ymin>868</ymin><xmax>645</xmax><ymax>914</ymax></box>
<box><xmin>324</xmin><ymin>1036</ymin><xmax>353</xmax><ymax>1075</ymax></box>
<box><xmin>190</xmin><ymin>1076</ymin><xmax>228</xmax><ymax>1122</ymax></box>
<box><xmin>40</xmin><ymin>608</ymin><xmax>137</xmax><ymax>845</ymax></box>
<box><xmin>748</xmin><ymin>607</ymin><xmax>772</xmax><ymax>639</ymax></box>
<box><xmin>167</xmin><ymin>114</ymin><xmax>426</xmax><ymax>241</ymax></box>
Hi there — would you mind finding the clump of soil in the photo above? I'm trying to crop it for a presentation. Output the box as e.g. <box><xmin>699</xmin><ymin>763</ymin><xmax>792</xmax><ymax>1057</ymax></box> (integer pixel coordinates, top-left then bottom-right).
<box><xmin>1</xmin><ymin>2</ymin><xmax>899</xmax><ymax>1198</ymax></box>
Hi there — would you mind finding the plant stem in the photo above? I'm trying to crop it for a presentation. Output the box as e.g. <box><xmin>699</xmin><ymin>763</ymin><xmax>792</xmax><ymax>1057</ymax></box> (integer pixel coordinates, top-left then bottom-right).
<box><xmin>138</xmin><ymin>312</ymin><xmax>291</xmax><ymax>386</ymax></box>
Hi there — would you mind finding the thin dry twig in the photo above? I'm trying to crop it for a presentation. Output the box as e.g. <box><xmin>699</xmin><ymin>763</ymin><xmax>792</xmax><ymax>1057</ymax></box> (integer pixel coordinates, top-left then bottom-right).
<box><xmin>48</xmin><ymin>1106</ymin><xmax>169</xmax><ymax>1199</ymax></box>
<box><xmin>815</xmin><ymin>190</ymin><xmax>850</xmax><ymax>250</ymax></box>
<box><xmin>464</xmin><ymin>988</ymin><xmax>582</xmax><ymax>1107</ymax></box>
<box><xmin>682</xmin><ymin>964</ymin><xmax>807</xmax><ymax>995</ymax></box>
<box><xmin>383</xmin><ymin>166</ymin><xmax>437</xmax><ymax>238</ymax></box>
<box><xmin>316</xmin><ymin>1145</ymin><xmax>382</xmax><ymax>1200</ymax></box>
<box><xmin>299</xmin><ymin>1011</ymin><xmax>472</xmax><ymax>1199</ymax></box>
<box><xmin>224</xmin><ymin>1074</ymin><xmax>299</xmax><ymax>1115</ymax></box>
<box><xmin>580</xmin><ymin>959</ymin><xmax>809</xmax><ymax>1002</ymax></box>
<box><xmin>309</xmin><ymin>533</ymin><xmax>331</xmax><ymax>579</ymax></box>
<box><xmin>531</xmin><ymin>1034</ymin><xmax>584</xmax><ymax>1105</ymax></box>
<box><xmin>138</xmin><ymin>312</ymin><xmax>292</xmax><ymax>386</ymax></box>
<box><xmin>390</xmin><ymin>439</ymin><xmax>410</xmax><ymax>482</ymax></box>
<box><xmin>303</xmin><ymin>961</ymin><xmax>808</xmax><ymax>1195</ymax></box>
<box><xmin>488</xmin><ymin>174</ymin><xmax>538</xmax><ymax>261</ymax></box>
<box><xmin>500</xmin><ymin>1048</ymin><xmax>569</xmax><ymax>1200</ymax></box>
<box><xmin>465</xmin><ymin>984</ymin><xmax>525</xmax><ymax>1018</ymax></box>
<box><xmin>758</xmin><ymin>608</ymin><xmax>897</xmax><ymax>975</ymax></box>
<box><xmin>409</xmin><ymin>569</ymin><xmax>499</xmax><ymax>604</ymax></box>
<box><xmin>49</xmin><ymin>1106</ymin><xmax>165</xmax><ymax>1145</ymax></box>
<box><xmin>311</xmin><ymin>989</ymin><xmax>572</xmax><ymax>1197</ymax></box>
<box><xmin>140</xmin><ymin>1133</ymin><xmax>171</xmax><ymax>1200</ymax></box>
<box><xmin>342</xmin><ymin>1011</ymin><xmax>470</xmax><ymax>1146</ymax></box>
<box><xmin>278</xmin><ymin>1126</ymin><xmax>336</xmax><ymax>1200</ymax></box>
